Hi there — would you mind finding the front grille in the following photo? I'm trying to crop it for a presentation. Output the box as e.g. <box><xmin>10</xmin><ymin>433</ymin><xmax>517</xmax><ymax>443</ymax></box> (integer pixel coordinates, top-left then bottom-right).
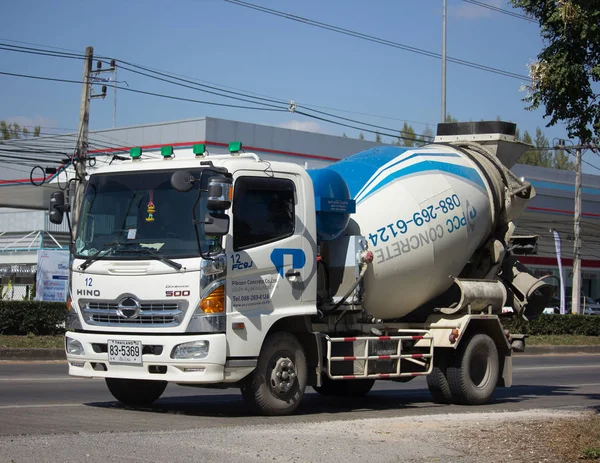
<box><xmin>80</xmin><ymin>298</ymin><xmax>188</xmax><ymax>327</ymax></box>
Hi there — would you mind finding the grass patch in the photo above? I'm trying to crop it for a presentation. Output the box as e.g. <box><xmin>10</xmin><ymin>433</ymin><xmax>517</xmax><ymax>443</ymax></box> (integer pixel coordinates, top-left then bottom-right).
<box><xmin>527</xmin><ymin>335</ymin><xmax>600</xmax><ymax>346</ymax></box>
<box><xmin>551</xmin><ymin>414</ymin><xmax>600</xmax><ymax>461</ymax></box>
<box><xmin>0</xmin><ymin>334</ymin><xmax>64</xmax><ymax>349</ymax></box>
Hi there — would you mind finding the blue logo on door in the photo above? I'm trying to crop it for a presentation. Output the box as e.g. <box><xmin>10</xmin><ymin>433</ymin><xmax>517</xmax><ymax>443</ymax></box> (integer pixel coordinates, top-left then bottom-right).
<box><xmin>270</xmin><ymin>249</ymin><xmax>306</xmax><ymax>277</ymax></box>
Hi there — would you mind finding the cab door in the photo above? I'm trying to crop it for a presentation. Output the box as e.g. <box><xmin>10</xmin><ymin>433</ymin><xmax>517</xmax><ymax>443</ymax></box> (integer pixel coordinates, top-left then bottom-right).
<box><xmin>225</xmin><ymin>171</ymin><xmax>313</xmax><ymax>358</ymax></box>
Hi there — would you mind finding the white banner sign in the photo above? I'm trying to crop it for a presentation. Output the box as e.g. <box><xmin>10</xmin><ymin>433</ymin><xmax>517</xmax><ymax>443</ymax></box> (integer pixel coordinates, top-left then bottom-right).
<box><xmin>36</xmin><ymin>250</ymin><xmax>70</xmax><ymax>302</ymax></box>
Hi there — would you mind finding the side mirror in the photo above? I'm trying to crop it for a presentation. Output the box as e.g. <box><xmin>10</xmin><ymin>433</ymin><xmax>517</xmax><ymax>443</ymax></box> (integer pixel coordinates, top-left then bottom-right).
<box><xmin>207</xmin><ymin>176</ymin><xmax>233</xmax><ymax>210</ymax></box>
<box><xmin>171</xmin><ymin>170</ymin><xmax>195</xmax><ymax>192</ymax></box>
<box><xmin>204</xmin><ymin>212</ymin><xmax>230</xmax><ymax>236</ymax></box>
<box><xmin>49</xmin><ymin>191</ymin><xmax>68</xmax><ymax>225</ymax></box>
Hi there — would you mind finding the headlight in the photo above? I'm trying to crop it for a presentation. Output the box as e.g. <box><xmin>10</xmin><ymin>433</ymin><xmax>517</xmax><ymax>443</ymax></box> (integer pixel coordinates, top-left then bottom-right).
<box><xmin>66</xmin><ymin>337</ymin><xmax>84</xmax><ymax>356</ymax></box>
<box><xmin>171</xmin><ymin>340</ymin><xmax>210</xmax><ymax>359</ymax></box>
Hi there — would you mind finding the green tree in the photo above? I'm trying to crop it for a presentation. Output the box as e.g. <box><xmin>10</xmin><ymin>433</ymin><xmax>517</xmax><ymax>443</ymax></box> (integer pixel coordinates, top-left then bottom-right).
<box><xmin>519</xmin><ymin>130</ymin><xmax>538</xmax><ymax>166</ymax></box>
<box><xmin>521</xmin><ymin>126</ymin><xmax>553</xmax><ymax>168</ymax></box>
<box><xmin>510</xmin><ymin>1</ymin><xmax>600</xmax><ymax>142</ymax></box>
<box><xmin>358</xmin><ymin>132</ymin><xmax>365</xmax><ymax>140</ymax></box>
<box><xmin>416</xmin><ymin>125</ymin><xmax>435</xmax><ymax>147</ymax></box>
<box><xmin>375</xmin><ymin>132</ymin><xmax>382</xmax><ymax>143</ymax></box>
<box><xmin>444</xmin><ymin>113</ymin><xmax>459</xmax><ymax>123</ymax></box>
<box><xmin>534</xmin><ymin>126</ymin><xmax>552</xmax><ymax>167</ymax></box>
<box><xmin>552</xmin><ymin>147</ymin><xmax>575</xmax><ymax>170</ymax></box>
<box><xmin>518</xmin><ymin>126</ymin><xmax>574</xmax><ymax>169</ymax></box>
<box><xmin>0</xmin><ymin>120</ymin><xmax>41</xmax><ymax>140</ymax></box>
<box><xmin>396</xmin><ymin>122</ymin><xmax>416</xmax><ymax>147</ymax></box>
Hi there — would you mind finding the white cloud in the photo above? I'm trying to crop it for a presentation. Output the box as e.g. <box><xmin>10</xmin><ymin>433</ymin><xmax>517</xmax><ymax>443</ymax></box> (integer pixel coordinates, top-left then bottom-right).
<box><xmin>450</xmin><ymin>0</ymin><xmax>504</xmax><ymax>20</ymax></box>
<box><xmin>278</xmin><ymin>120</ymin><xmax>323</xmax><ymax>133</ymax></box>
<box><xmin>4</xmin><ymin>115</ymin><xmax>59</xmax><ymax>130</ymax></box>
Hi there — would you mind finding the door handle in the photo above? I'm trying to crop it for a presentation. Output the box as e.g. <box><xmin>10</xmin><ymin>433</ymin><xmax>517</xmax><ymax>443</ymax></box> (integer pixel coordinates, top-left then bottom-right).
<box><xmin>285</xmin><ymin>270</ymin><xmax>301</xmax><ymax>278</ymax></box>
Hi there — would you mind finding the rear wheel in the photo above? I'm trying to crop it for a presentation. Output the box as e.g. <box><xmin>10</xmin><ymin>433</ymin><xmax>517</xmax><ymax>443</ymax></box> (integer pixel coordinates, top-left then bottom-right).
<box><xmin>105</xmin><ymin>378</ymin><xmax>167</xmax><ymax>406</ymax></box>
<box><xmin>447</xmin><ymin>334</ymin><xmax>499</xmax><ymax>405</ymax></box>
<box><xmin>240</xmin><ymin>332</ymin><xmax>307</xmax><ymax>416</ymax></box>
<box><xmin>426</xmin><ymin>349</ymin><xmax>453</xmax><ymax>404</ymax></box>
<box><xmin>313</xmin><ymin>376</ymin><xmax>375</xmax><ymax>398</ymax></box>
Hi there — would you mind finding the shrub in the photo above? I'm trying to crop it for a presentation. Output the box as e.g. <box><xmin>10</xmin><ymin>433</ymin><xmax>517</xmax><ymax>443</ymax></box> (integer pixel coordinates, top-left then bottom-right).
<box><xmin>0</xmin><ymin>301</ymin><xmax>68</xmax><ymax>335</ymax></box>
<box><xmin>503</xmin><ymin>314</ymin><xmax>600</xmax><ymax>337</ymax></box>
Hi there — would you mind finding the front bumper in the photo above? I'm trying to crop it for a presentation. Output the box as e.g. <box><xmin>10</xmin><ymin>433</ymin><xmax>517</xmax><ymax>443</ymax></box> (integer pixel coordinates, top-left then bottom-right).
<box><xmin>65</xmin><ymin>331</ymin><xmax>230</xmax><ymax>383</ymax></box>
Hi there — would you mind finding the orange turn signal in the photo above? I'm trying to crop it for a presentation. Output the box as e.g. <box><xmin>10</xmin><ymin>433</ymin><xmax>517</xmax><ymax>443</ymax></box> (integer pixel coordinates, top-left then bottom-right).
<box><xmin>199</xmin><ymin>285</ymin><xmax>225</xmax><ymax>314</ymax></box>
<box><xmin>66</xmin><ymin>295</ymin><xmax>72</xmax><ymax>312</ymax></box>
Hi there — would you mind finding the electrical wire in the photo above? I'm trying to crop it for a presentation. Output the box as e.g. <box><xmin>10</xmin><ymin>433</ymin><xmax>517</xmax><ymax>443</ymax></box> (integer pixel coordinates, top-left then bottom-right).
<box><xmin>223</xmin><ymin>0</ymin><xmax>530</xmax><ymax>81</ymax></box>
<box><xmin>0</xmin><ymin>38</ymin><xmax>438</xmax><ymax>130</ymax></box>
<box><xmin>461</xmin><ymin>0</ymin><xmax>536</xmax><ymax>22</ymax></box>
<box><xmin>115</xmin><ymin>62</ymin><xmax>287</xmax><ymax>110</ymax></box>
<box><xmin>113</xmin><ymin>84</ymin><xmax>289</xmax><ymax>112</ymax></box>
<box><xmin>0</xmin><ymin>41</ymin><xmax>439</xmax><ymax>138</ymax></box>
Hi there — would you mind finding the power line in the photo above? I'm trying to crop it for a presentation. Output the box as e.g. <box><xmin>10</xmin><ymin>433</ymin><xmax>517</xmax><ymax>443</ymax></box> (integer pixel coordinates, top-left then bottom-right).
<box><xmin>115</xmin><ymin>62</ymin><xmax>287</xmax><ymax>110</ymax></box>
<box><xmin>113</xmin><ymin>84</ymin><xmax>288</xmax><ymax>112</ymax></box>
<box><xmin>0</xmin><ymin>69</ymin><xmax>289</xmax><ymax>112</ymax></box>
<box><xmin>0</xmin><ymin>70</ymin><xmax>98</xmax><ymax>86</ymax></box>
<box><xmin>0</xmin><ymin>39</ymin><xmax>439</xmax><ymax>132</ymax></box>
<box><xmin>223</xmin><ymin>0</ymin><xmax>529</xmax><ymax>81</ymax></box>
<box><xmin>115</xmin><ymin>63</ymin><xmax>433</xmax><ymax>140</ymax></box>
<box><xmin>462</xmin><ymin>0</ymin><xmax>535</xmax><ymax>22</ymax></box>
<box><xmin>294</xmin><ymin>106</ymin><xmax>433</xmax><ymax>142</ymax></box>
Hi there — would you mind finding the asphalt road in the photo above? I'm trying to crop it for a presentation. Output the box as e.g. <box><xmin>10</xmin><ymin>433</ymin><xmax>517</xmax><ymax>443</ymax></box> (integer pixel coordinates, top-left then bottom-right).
<box><xmin>0</xmin><ymin>355</ymin><xmax>598</xmax><ymax>462</ymax></box>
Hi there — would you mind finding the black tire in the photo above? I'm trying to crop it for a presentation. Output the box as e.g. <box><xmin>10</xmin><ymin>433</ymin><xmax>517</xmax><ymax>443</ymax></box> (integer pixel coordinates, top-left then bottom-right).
<box><xmin>105</xmin><ymin>378</ymin><xmax>167</xmax><ymax>406</ymax></box>
<box><xmin>313</xmin><ymin>376</ymin><xmax>375</xmax><ymax>398</ymax></box>
<box><xmin>426</xmin><ymin>349</ymin><xmax>454</xmax><ymax>404</ymax></box>
<box><xmin>240</xmin><ymin>332</ymin><xmax>307</xmax><ymax>416</ymax></box>
<box><xmin>447</xmin><ymin>334</ymin><xmax>499</xmax><ymax>405</ymax></box>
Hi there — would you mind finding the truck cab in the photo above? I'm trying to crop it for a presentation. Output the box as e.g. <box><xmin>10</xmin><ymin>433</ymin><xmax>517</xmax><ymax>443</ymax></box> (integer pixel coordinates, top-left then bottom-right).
<box><xmin>58</xmin><ymin>149</ymin><xmax>319</xmax><ymax>413</ymax></box>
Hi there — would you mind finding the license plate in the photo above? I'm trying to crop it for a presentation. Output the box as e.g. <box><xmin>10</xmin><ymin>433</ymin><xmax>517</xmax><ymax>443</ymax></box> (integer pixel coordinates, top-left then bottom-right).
<box><xmin>107</xmin><ymin>339</ymin><xmax>142</xmax><ymax>365</ymax></box>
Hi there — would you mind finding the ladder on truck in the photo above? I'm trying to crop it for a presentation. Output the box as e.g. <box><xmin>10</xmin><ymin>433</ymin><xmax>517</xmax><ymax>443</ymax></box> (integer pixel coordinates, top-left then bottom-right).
<box><xmin>320</xmin><ymin>331</ymin><xmax>434</xmax><ymax>380</ymax></box>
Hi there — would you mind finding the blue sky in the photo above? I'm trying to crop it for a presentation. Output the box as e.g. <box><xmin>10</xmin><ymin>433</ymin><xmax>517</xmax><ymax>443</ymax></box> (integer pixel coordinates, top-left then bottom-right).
<box><xmin>1</xmin><ymin>0</ymin><xmax>597</xmax><ymax>172</ymax></box>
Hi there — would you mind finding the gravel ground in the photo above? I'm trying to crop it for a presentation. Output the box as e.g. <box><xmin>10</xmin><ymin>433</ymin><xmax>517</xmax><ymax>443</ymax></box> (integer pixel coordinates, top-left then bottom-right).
<box><xmin>2</xmin><ymin>408</ymin><xmax>598</xmax><ymax>463</ymax></box>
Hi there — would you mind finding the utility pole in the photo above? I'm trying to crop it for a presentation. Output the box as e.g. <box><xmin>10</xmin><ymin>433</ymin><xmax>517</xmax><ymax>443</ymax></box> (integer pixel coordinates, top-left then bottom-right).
<box><xmin>71</xmin><ymin>46</ymin><xmax>94</xmax><ymax>233</ymax></box>
<box><xmin>441</xmin><ymin>0</ymin><xmax>447</xmax><ymax>122</ymax></box>
<box><xmin>113</xmin><ymin>63</ymin><xmax>117</xmax><ymax>128</ymax></box>
<box><xmin>572</xmin><ymin>146</ymin><xmax>582</xmax><ymax>314</ymax></box>
<box><xmin>558</xmin><ymin>140</ymin><xmax>599</xmax><ymax>314</ymax></box>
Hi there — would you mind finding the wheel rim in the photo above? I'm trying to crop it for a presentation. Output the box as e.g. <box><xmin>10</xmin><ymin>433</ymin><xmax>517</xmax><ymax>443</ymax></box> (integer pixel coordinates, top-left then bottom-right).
<box><xmin>269</xmin><ymin>356</ymin><xmax>297</xmax><ymax>395</ymax></box>
<box><xmin>469</xmin><ymin>347</ymin><xmax>491</xmax><ymax>388</ymax></box>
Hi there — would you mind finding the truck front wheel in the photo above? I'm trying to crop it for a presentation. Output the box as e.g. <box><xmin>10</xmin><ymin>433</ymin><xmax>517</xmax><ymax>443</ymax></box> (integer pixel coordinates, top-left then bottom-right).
<box><xmin>240</xmin><ymin>332</ymin><xmax>307</xmax><ymax>416</ymax></box>
<box><xmin>105</xmin><ymin>378</ymin><xmax>167</xmax><ymax>406</ymax></box>
<box><xmin>447</xmin><ymin>334</ymin><xmax>499</xmax><ymax>405</ymax></box>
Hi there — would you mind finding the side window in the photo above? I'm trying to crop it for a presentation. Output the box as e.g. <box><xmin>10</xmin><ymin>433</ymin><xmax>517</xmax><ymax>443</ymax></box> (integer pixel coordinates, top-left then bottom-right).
<box><xmin>233</xmin><ymin>177</ymin><xmax>296</xmax><ymax>251</ymax></box>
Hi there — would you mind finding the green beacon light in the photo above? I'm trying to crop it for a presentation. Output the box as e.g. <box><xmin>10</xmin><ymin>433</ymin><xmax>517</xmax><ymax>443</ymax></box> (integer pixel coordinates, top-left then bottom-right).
<box><xmin>161</xmin><ymin>146</ymin><xmax>174</xmax><ymax>158</ymax></box>
<box><xmin>228</xmin><ymin>141</ymin><xmax>242</xmax><ymax>155</ymax></box>
<box><xmin>130</xmin><ymin>147</ymin><xmax>142</xmax><ymax>159</ymax></box>
<box><xmin>193</xmin><ymin>144</ymin><xmax>207</xmax><ymax>157</ymax></box>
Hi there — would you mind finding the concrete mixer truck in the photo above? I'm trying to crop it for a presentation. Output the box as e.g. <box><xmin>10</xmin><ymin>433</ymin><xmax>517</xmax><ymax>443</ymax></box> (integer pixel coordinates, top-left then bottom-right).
<box><xmin>50</xmin><ymin>121</ymin><xmax>553</xmax><ymax>416</ymax></box>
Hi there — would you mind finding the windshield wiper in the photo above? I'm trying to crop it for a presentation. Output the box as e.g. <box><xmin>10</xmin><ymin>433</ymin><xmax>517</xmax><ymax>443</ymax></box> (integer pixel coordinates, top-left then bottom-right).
<box><xmin>119</xmin><ymin>247</ymin><xmax>183</xmax><ymax>271</ymax></box>
<box><xmin>78</xmin><ymin>241</ymin><xmax>125</xmax><ymax>271</ymax></box>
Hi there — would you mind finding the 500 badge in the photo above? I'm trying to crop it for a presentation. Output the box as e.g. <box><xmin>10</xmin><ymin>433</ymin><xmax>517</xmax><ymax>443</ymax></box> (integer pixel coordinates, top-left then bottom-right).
<box><xmin>165</xmin><ymin>290</ymin><xmax>190</xmax><ymax>297</ymax></box>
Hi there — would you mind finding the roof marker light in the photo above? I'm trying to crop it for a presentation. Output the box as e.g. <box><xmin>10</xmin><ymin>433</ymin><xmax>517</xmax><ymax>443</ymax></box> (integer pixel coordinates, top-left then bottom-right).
<box><xmin>161</xmin><ymin>146</ymin><xmax>174</xmax><ymax>158</ymax></box>
<box><xmin>193</xmin><ymin>144</ymin><xmax>207</xmax><ymax>157</ymax></box>
<box><xmin>228</xmin><ymin>141</ymin><xmax>242</xmax><ymax>155</ymax></box>
<box><xmin>130</xmin><ymin>147</ymin><xmax>142</xmax><ymax>159</ymax></box>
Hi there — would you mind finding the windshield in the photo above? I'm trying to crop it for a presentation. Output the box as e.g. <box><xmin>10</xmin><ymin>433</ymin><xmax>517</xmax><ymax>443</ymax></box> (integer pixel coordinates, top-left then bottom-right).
<box><xmin>75</xmin><ymin>169</ymin><xmax>217</xmax><ymax>259</ymax></box>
